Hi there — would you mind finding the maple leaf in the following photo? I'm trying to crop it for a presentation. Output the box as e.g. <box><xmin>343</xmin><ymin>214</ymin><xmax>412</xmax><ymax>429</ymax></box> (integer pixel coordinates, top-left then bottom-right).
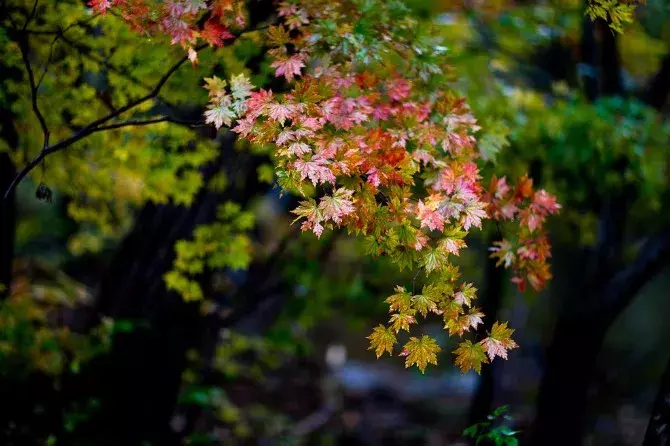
<box><xmin>187</xmin><ymin>47</ymin><xmax>198</xmax><ymax>65</ymax></box>
<box><xmin>287</xmin><ymin>142</ymin><xmax>312</xmax><ymax>157</ymax></box>
<box><xmin>387</xmin><ymin>78</ymin><xmax>411</xmax><ymax>101</ymax></box>
<box><xmin>245</xmin><ymin>89</ymin><xmax>274</xmax><ymax>118</ymax></box>
<box><xmin>292</xmin><ymin>198</ymin><xmax>321</xmax><ymax>225</ymax></box>
<box><xmin>385</xmin><ymin>286</ymin><xmax>412</xmax><ymax>313</ymax></box>
<box><xmin>200</xmin><ymin>18</ymin><xmax>234</xmax><ymax>47</ymax></box>
<box><xmin>422</xmin><ymin>248</ymin><xmax>449</xmax><ymax>273</ymax></box>
<box><xmin>203</xmin><ymin>76</ymin><xmax>227</xmax><ymax>97</ymax></box>
<box><xmin>453</xmin><ymin>340</ymin><xmax>489</xmax><ymax>374</ymax></box>
<box><xmin>439</xmin><ymin>237</ymin><xmax>466</xmax><ymax>256</ymax></box>
<box><xmin>204</xmin><ymin>102</ymin><xmax>236</xmax><ymax>129</ymax></box>
<box><xmin>367</xmin><ymin>325</ymin><xmax>397</xmax><ymax>358</ymax></box>
<box><xmin>533</xmin><ymin>190</ymin><xmax>561</xmax><ymax>214</ymax></box>
<box><xmin>266</xmin><ymin>102</ymin><xmax>299</xmax><ymax>125</ymax></box>
<box><xmin>229</xmin><ymin>73</ymin><xmax>254</xmax><ymax>101</ymax></box>
<box><xmin>267</xmin><ymin>25</ymin><xmax>291</xmax><ymax>46</ymax></box>
<box><xmin>453</xmin><ymin>283</ymin><xmax>476</xmax><ymax>307</ymax></box>
<box><xmin>319</xmin><ymin>188</ymin><xmax>355</xmax><ymax>224</ymax></box>
<box><xmin>416</xmin><ymin>200</ymin><xmax>445</xmax><ymax>232</ymax></box>
<box><xmin>271</xmin><ymin>54</ymin><xmax>306</xmax><ymax>82</ymax></box>
<box><xmin>293</xmin><ymin>158</ymin><xmax>336</xmax><ymax>185</ymax></box>
<box><xmin>481</xmin><ymin>322</ymin><xmax>518</xmax><ymax>361</ymax></box>
<box><xmin>88</xmin><ymin>0</ymin><xmax>111</xmax><ymax>14</ymax></box>
<box><xmin>232</xmin><ymin>116</ymin><xmax>255</xmax><ymax>137</ymax></box>
<box><xmin>489</xmin><ymin>239</ymin><xmax>515</xmax><ymax>268</ymax></box>
<box><xmin>411</xmin><ymin>294</ymin><xmax>438</xmax><ymax>317</ymax></box>
<box><xmin>389</xmin><ymin>311</ymin><xmax>417</xmax><ymax>333</ymax></box>
<box><xmin>444</xmin><ymin>308</ymin><xmax>483</xmax><ymax>336</ymax></box>
<box><xmin>460</xmin><ymin>200</ymin><xmax>487</xmax><ymax>230</ymax></box>
<box><xmin>401</xmin><ymin>335</ymin><xmax>441</xmax><ymax>373</ymax></box>
<box><xmin>464</xmin><ymin>307</ymin><xmax>485</xmax><ymax>329</ymax></box>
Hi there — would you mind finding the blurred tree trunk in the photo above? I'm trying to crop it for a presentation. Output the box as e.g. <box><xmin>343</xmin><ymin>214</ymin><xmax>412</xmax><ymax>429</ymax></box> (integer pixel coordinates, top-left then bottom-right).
<box><xmin>68</xmin><ymin>131</ymin><xmax>239</xmax><ymax>444</ymax></box>
<box><xmin>467</xmin><ymin>233</ymin><xmax>505</xmax><ymax>425</ymax></box>
<box><xmin>644</xmin><ymin>353</ymin><xmax>670</xmax><ymax>446</ymax></box>
<box><xmin>0</xmin><ymin>152</ymin><xmax>16</xmax><ymax>299</ymax></box>
<box><xmin>531</xmin><ymin>14</ymin><xmax>640</xmax><ymax>445</ymax></box>
<box><xmin>0</xmin><ymin>56</ymin><xmax>21</xmax><ymax>299</ymax></box>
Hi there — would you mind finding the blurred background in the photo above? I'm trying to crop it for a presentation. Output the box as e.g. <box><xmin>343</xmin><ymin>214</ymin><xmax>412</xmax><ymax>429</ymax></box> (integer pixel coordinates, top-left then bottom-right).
<box><xmin>1</xmin><ymin>0</ymin><xmax>669</xmax><ymax>445</ymax></box>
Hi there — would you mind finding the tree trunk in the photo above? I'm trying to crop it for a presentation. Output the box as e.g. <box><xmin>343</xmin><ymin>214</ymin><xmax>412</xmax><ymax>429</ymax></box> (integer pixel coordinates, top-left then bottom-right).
<box><xmin>531</xmin><ymin>312</ymin><xmax>608</xmax><ymax>445</ymax></box>
<box><xmin>530</xmin><ymin>13</ymin><xmax>627</xmax><ymax>444</ymax></box>
<box><xmin>467</xmin><ymin>234</ymin><xmax>506</xmax><ymax>425</ymax></box>
<box><xmin>644</xmin><ymin>353</ymin><xmax>670</xmax><ymax>446</ymax></box>
<box><xmin>0</xmin><ymin>153</ymin><xmax>16</xmax><ymax>299</ymax></box>
<box><xmin>70</xmin><ymin>134</ymin><xmax>237</xmax><ymax>445</ymax></box>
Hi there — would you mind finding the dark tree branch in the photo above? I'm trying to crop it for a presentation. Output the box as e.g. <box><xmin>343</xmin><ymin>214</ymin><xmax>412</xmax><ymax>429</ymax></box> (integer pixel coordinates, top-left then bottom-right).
<box><xmin>2</xmin><ymin>44</ymin><xmax>207</xmax><ymax>201</ymax></box>
<box><xmin>23</xmin><ymin>0</ymin><xmax>39</xmax><ymax>31</ymax></box>
<box><xmin>597</xmin><ymin>230</ymin><xmax>670</xmax><ymax>318</ymax></box>
<box><xmin>93</xmin><ymin>117</ymin><xmax>206</xmax><ymax>132</ymax></box>
<box><xmin>645</xmin><ymin>53</ymin><xmax>670</xmax><ymax>111</ymax></box>
<box><xmin>644</xmin><ymin>352</ymin><xmax>670</xmax><ymax>446</ymax></box>
<box><xmin>16</xmin><ymin>33</ymin><xmax>50</xmax><ymax>152</ymax></box>
<box><xmin>36</xmin><ymin>14</ymin><xmax>101</xmax><ymax>87</ymax></box>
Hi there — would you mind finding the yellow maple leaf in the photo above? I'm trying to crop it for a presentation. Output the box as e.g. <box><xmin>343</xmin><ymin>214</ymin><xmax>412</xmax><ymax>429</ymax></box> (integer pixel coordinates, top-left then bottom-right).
<box><xmin>401</xmin><ymin>335</ymin><xmax>441</xmax><ymax>373</ymax></box>
<box><xmin>411</xmin><ymin>293</ymin><xmax>437</xmax><ymax>317</ymax></box>
<box><xmin>453</xmin><ymin>340</ymin><xmax>489</xmax><ymax>374</ymax></box>
<box><xmin>389</xmin><ymin>311</ymin><xmax>417</xmax><ymax>333</ymax></box>
<box><xmin>385</xmin><ymin>285</ymin><xmax>412</xmax><ymax>313</ymax></box>
<box><xmin>367</xmin><ymin>325</ymin><xmax>397</xmax><ymax>358</ymax></box>
<box><xmin>481</xmin><ymin>321</ymin><xmax>518</xmax><ymax>361</ymax></box>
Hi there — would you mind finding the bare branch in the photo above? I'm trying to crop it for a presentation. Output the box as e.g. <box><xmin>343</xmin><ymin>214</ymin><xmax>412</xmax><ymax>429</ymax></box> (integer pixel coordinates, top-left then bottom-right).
<box><xmin>17</xmin><ymin>34</ymin><xmax>50</xmax><ymax>151</ymax></box>
<box><xmin>22</xmin><ymin>0</ymin><xmax>39</xmax><ymax>31</ymax></box>
<box><xmin>93</xmin><ymin>117</ymin><xmax>206</xmax><ymax>132</ymax></box>
<box><xmin>35</xmin><ymin>14</ymin><xmax>101</xmax><ymax>87</ymax></box>
<box><xmin>599</xmin><ymin>230</ymin><xmax>670</xmax><ymax>318</ymax></box>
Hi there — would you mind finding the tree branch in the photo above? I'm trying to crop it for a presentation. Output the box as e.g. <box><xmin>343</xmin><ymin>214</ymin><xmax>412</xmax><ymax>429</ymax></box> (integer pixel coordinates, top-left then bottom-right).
<box><xmin>35</xmin><ymin>14</ymin><xmax>101</xmax><ymax>87</ymax></box>
<box><xmin>3</xmin><ymin>44</ymin><xmax>206</xmax><ymax>200</ymax></box>
<box><xmin>17</xmin><ymin>33</ymin><xmax>50</xmax><ymax>151</ymax></box>
<box><xmin>23</xmin><ymin>0</ymin><xmax>39</xmax><ymax>31</ymax></box>
<box><xmin>598</xmin><ymin>230</ymin><xmax>670</xmax><ymax>318</ymax></box>
<box><xmin>93</xmin><ymin>117</ymin><xmax>206</xmax><ymax>132</ymax></box>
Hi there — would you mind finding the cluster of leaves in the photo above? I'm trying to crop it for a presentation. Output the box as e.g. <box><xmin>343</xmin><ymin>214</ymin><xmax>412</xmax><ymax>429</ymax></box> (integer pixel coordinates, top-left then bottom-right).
<box><xmin>485</xmin><ymin>174</ymin><xmax>560</xmax><ymax>292</ymax></box>
<box><xmin>1</xmin><ymin>0</ymin><xmax>219</xmax><ymax>253</ymax></box>
<box><xmin>87</xmin><ymin>0</ymin><xmax>247</xmax><ymax>63</ymax></box>
<box><xmin>463</xmin><ymin>405</ymin><xmax>519</xmax><ymax>446</ymax></box>
<box><xmin>164</xmin><ymin>200</ymin><xmax>254</xmax><ymax>302</ymax></box>
<box><xmin>587</xmin><ymin>0</ymin><xmax>646</xmax><ymax>33</ymax></box>
<box><xmin>97</xmin><ymin>0</ymin><xmax>562</xmax><ymax>373</ymax></box>
<box><xmin>177</xmin><ymin>330</ymin><xmax>296</xmax><ymax>443</ymax></box>
<box><xmin>0</xmin><ymin>262</ymin><xmax>114</xmax><ymax>377</ymax></box>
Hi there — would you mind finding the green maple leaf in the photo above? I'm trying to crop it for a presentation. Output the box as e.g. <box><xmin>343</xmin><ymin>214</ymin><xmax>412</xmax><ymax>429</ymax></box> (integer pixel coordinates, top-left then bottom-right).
<box><xmin>367</xmin><ymin>325</ymin><xmax>397</xmax><ymax>358</ymax></box>
<box><xmin>422</xmin><ymin>248</ymin><xmax>450</xmax><ymax>273</ymax></box>
<box><xmin>411</xmin><ymin>293</ymin><xmax>437</xmax><ymax>317</ymax></box>
<box><xmin>385</xmin><ymin>286</ymin><xmax>412</xmax><ymax>313</ymax></box>
<box><xmin>481</xmin><ymin>321</ymin><xmax>519</xmax><ymax>361</ymax></box>
<box><xmin>401</xmin><ymin>335</ymin><xmax>441</xmax><ymax>373</ymax></box>
<box><xmin>389</xmin><ymin>310</ymin><xmax>417</xmax><ymax>333</ymax></box>
<box><xmin>453</xmin><ymin>340</ymin><xmax>489</xmax><ymax>374</ymax></box>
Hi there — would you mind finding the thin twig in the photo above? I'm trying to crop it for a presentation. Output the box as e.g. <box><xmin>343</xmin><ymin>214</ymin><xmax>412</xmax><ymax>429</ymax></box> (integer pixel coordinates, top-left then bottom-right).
<box><xmin>22</xmin><ymin>0</ymin><xmax>39</xmax><ymax>31</ymax></box>
<box><xmin>17</xmin><ymin>34</ymin><xmax>50</xmax><ymax>151</ymax></box>
<box><xmin>36</xmin><ymin>14</ymin><xmax>101</xmax><ymax>87</ymax></box>
<box><xmin>93</xmin><ymin>117</ymin><xmax>206</xmax><ymax>132</ymax></box>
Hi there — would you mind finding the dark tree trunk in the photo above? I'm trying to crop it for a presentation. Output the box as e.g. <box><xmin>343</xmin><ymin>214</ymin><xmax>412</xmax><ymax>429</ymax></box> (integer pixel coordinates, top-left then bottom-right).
<box><xmin>467</xmin><ymin>233</ymin><xmax>505</xmax><ymax>426</ymax></box>
<box><xmin>531</xmin><ymin>13</ymin><xmax>628</xmax><ymax>445</ymax></box>
<box><xmin>531</xmin><ymin>311</ymin><xmax>608</xmax><ymax>445</ymax></box>
<box><xmin>69</xmin><ymin>133</ymin><xmax>237</xmax><ymax>445</ymax></box>
<box><xmin>0</xmin><ymin>153</ymin><xmax>16</xmax><ymax>299</ymax></box>
<box><xmin>644</xmin><ymin>353</ymin><xmax>670</xmax><ymax>446</ymax></box>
